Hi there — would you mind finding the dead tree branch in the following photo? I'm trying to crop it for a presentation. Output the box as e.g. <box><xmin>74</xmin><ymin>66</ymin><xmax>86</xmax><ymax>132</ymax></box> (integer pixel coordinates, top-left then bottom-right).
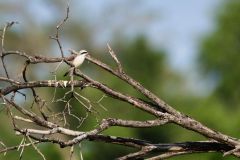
<box><xmin>0</xmin><ymin>11</ymin><xmax>240</xmax><ymax>160</ymax></box>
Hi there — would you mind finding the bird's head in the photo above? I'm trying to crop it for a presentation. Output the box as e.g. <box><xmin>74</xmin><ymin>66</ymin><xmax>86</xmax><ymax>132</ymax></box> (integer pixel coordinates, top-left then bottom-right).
<box><xmin>79</xmin><ymin>50</ymin><xmax>88</xmax><ymax>55</ymax></box>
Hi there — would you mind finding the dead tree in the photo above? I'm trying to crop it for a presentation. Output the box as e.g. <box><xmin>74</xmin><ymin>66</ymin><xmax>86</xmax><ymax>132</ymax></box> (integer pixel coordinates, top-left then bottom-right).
<box><xmin>0</xmin><ymin>7</ymin><xmax>240</xmax><ymax>160</ymax></box>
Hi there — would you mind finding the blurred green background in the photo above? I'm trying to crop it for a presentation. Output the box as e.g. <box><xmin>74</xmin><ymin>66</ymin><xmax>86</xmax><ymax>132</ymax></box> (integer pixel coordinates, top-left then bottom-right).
<box><xmin>1</xmin><ymin>0</ymin><xmax>240</xmax><ymax>159</ymax></box>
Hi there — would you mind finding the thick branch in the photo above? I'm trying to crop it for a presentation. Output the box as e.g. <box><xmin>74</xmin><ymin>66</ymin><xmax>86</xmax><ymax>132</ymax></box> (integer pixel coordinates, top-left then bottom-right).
<box><xmin>1</xmin><ymin>79</ymin><xmax>86</xmax><ymax>95</ymax></box>
<box><xmin>1</xmin><ymin>47</ymin><xmax>239</xmax><ymax>158</ymax></box>
<box><xmin>1</xmin><ymin>51</ymin><xmax>238</xmax><ymax>149</ymax></box>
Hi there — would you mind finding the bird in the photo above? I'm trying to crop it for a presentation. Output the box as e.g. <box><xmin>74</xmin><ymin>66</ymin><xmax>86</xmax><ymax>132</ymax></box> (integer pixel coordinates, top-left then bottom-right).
<box><xmin>63</xmin><ymin>50</ymin><xmax>88</xmax><ymax>76</ymax></box>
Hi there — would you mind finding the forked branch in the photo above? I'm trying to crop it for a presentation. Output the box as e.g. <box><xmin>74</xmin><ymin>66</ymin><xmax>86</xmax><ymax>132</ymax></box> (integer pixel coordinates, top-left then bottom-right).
<box><xmin>0</xmin><ymin>9</ymin><xmax>240</xmax><ymax>160</ymax></box>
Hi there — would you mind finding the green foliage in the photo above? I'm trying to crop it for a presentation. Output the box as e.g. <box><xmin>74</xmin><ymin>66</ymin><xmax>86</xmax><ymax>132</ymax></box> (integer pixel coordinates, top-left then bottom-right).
<box><xmin>119</xmin><ymin>36</ymin><xmax>166</xmax><ymax>91</ymax></box>
<box><xmin>2</xmin><ymin>0</ymin><xmax>240</xmax><ymax>159</ymax></box>
<box><xmin>199</xmin><ymin>0</ymin><xmax>240</xmax><ymax>106</ymax></box>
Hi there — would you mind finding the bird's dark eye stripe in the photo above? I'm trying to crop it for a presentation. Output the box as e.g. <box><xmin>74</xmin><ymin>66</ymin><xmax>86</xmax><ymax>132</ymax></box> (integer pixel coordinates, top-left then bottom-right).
<box><xmin>79</xmin><ymin>50</ymin><xmax>88</xmax><ymax>54</ymax></box>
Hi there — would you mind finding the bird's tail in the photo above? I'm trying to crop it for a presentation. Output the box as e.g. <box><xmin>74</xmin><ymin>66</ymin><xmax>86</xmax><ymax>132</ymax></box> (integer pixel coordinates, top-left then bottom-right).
<box><xmin>63</xmin><ymin>70</ymin><xmax>70</xmax><ymax>77</ymax></box>
<box><xmin>63</xmin><ymin>67</ymin><xmax>74</xmax><ymax>77</ymax></box>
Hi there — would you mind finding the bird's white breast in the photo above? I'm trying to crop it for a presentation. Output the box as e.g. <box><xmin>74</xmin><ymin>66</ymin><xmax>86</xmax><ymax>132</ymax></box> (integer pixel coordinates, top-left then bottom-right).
<box><xmin>72</xmin><ymin>54</ymin><xmax>86</xmax><ymax>67</ymax></box>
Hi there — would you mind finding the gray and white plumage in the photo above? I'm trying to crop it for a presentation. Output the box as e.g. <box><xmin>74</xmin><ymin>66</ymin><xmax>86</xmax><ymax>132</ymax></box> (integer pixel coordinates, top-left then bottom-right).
<box><xmin>64</xmin><ymin>50</ymin><xmax>88</xmax><ymax>76</ymax></box>
<box><xmin>72</xmin><ymin>50</ymin><xmax>88</xmax><ymax>67</ymax></box>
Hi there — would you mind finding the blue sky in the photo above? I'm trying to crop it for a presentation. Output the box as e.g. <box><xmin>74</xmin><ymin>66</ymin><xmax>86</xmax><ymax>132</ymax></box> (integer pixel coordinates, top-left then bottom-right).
<box><xmin>0</xmin><ymin>0</ymin><xmax>224</xmax><ymax>93</ymax></box>
<box><xmin>70</xmin><ymin>0</ymin><xmax>223</xmax><ymax>71</ymax></box>
<box><xmin>0</xmin><ymin>0</ymin><xmax>223</xmax><ymax>71</ymax></box>
<box><xmin>71</xmin><ymin>0</ymin><xmax>223</xmax><ymax>94</ymax></box>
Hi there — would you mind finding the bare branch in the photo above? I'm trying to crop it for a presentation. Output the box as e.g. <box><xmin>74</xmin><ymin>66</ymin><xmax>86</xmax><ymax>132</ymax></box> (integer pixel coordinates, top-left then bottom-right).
<box><xmin>69</xmin><ymin>145</ymin><xmax>74</xmax><ymax>160</ymax></box>
<box><xmin>0</xmin><ymin>5</ymin><xmax>239</xmax><ymax>159</ymax></box>
<box><xmin>107</xmin><ymin>43</ymin><xmax>123</xmax><ymax>73</ymax></box>
<box><xmin>1</xmin><ymin>22</ymin><xmax>18</xmax><ymax>78</ymax></box>
<box><xmin>118</xmin><ymin>146</ymin><xmax>156</xmax><ymax>160</ymax></box>
<box><xmin>26</xmin><ymin>136</ymin><xmax>46</xmax><ymax>160</ymax></box>
<box><xmin>1</xmin><ymin>79</ymin><xmax>87</xmax><ymax>95</ymax></box>
<box><xmin>50</xmin><ymin>2</ymin><xmax>70</xmax><ymax>58</ymax></box>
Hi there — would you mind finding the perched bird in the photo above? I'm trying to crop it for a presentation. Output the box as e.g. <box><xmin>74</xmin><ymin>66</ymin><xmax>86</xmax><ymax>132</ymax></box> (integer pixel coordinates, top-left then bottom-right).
<box><xmin>64</xmin><ymin>50</ymin><xmax>88</xmax><ymax>76</ymax></box>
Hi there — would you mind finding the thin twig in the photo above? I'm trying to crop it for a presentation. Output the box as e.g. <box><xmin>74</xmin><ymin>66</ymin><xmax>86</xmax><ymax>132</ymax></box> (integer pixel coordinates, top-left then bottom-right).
<box><xmin>69</xmin><ymin>145</ymin><xmax>74</xmax><ymax>160</ymax></box>
<box><xmin>18</xmin><ymin>136</ymin><xmax>26</xmax><ymax>159</ymax></box>
<box><xmin>107</xmin><ymin>43</ymin><xmax>123</xmax><ymax>73</ymax></box>
<box><xmin>26</xmin><ymin>136</ymin><xmax>46</xmax><ymax>160</ymax></box>
<box><xmin>0</xmin><ymin>141</ymin><xmax>41</xmax><ymax>154</ymax></box>
<box><xmin>50</xmin><ymin>1</ymin><xmax>70</xmax><ymax>58</ymax></box>
<box><xmin>1</xmin><ymin>22</ymin><xmax>17</xmax><ymax>78</ymax></box>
